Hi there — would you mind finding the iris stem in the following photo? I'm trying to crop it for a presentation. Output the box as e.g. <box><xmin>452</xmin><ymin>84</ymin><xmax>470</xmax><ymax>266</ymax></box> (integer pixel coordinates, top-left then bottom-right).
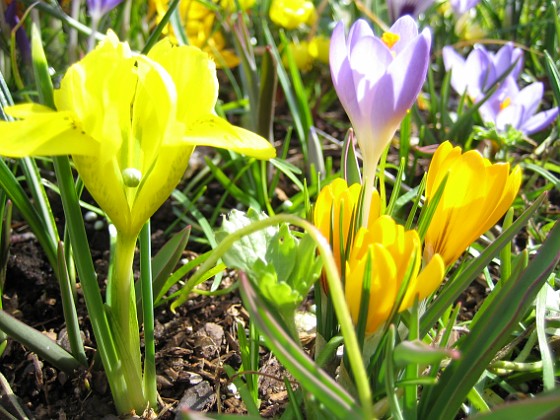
<box><xmin>108</xmin><ymin>231</ymin><xmax>146</xmax><ymax>414</ymax></box>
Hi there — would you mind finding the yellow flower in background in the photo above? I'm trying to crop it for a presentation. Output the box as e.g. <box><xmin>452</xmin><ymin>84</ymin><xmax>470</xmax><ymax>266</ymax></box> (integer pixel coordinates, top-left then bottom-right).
<box><xmin>282</xmin><ymin>35</ymin><xmax>330</xmax><ymax>72</ymax></box>
<box><xmin>269</xmin><ymin>0</ymin><xmax>317</xmax><ymax>30</ymax></box>
<box><xmin>282</xmin><ymin>40</ymin><xmax>313</xmax><ymax>72</ymax></box>
<box><xmin>0</xmin><ymin>32</ymin><xmax>275</xmax><ymax>238</ymax></box>
<box><xmin>424</xmin><ymin>141</ymin><xmax>521</xmax><ymax>266</ymax></box>
<box><xmin>314</xmin><ymin>178</ymin><xmax>381</xmax><ymax>274</ymax></box>
<box><xmin>149</xmin><ymin>0</ymin><xmax>243</xmax><ymax>68</ymax></box>
<box><xmin>309</xmin><ymin>35</ymin><xmax>330</xmax><ymax>64</ymax></box>
<box><xmin>345</xmin><ymin>216</ymin><xmax>445</xmax><ymax>334</ymax></box>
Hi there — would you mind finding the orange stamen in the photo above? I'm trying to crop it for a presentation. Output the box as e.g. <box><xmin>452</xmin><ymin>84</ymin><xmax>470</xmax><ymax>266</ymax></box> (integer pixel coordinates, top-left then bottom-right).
<box><xmin>500</xmin><ymin>97</ymin><xmax>511</xmax><ymax>111</ymax></box>
<box><xmin>381</xmin><ymin>32</ymin><xmax>400</xmax><ymax>49</ymax></box>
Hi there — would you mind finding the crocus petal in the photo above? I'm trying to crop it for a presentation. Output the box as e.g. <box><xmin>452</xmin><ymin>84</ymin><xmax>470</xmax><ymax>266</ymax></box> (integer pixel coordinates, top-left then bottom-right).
<box><xmin>512</xmin><ymin>82</ymin><xmax>543</xmax><ymax>118</ymax></box>
<box><xmin>520</xmin><ymin>108</ymin><xmax>560</xmax><ymax>135</ymax></box>
<box><xmin>400</xmin><ymin>253</ymin><xmax>444</xmax><ymax>310</ymax></box>
<box><xmin>389</xmin><ymin>15</ymin><xmax>419</xmax><ymax>55</ymax></box>
<box><xmin>496</xmin><ymin>104</ymin><xmax>524</xmax><ymax>131</ymax></box>
<box><xmin>330</xmin><ymin>21</ymin><xmax>361</xmax><ymax>122</ymax></box>
<box><xmin>388</xmin><ymin>27</ymin><xmax>431</xmax><ymax>116</ymax></box>
<box><xmin>464</xmin><ymin>47</ymin><xmax>490</xmax><ymax>99</ymax></box>
<box><xmin>443</xmin><ymin>46</ymin><xmax>468</xmax><ymax>95</ymax></box>
<box><xmin>425</xmin><ymin>142</ymin><xmax>521</xmax><ymax>266</ymax></box>
<box><xmin>347</xmin><ymin>19</ymin><xmax>374</xmax><ymax>51</ymax></box>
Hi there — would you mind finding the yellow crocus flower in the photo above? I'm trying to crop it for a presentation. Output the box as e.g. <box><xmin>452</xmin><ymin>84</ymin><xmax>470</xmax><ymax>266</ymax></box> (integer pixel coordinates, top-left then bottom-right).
<box><xmin>149</xmin><ymin>0</ymin><xmax>242</xmax><ymax>68</ymax></box>
<box><xmin>0</xmin><ymin>31</ymin><xmax>275</xmax><ymax>238</ymax></box>
<box><xmin>314</xmin><ymin>178</ymin><xmax>381</xmax><ymax>274</ymax></box>
<box><xmin>424</xmin><ymin>141</ymin><xmax>522</xmax><ymax>266</ymax></box>
<box><xmin>346</xmin><ymin>216</ymin><xmax>445</xmax><ymax>334</ymax></box>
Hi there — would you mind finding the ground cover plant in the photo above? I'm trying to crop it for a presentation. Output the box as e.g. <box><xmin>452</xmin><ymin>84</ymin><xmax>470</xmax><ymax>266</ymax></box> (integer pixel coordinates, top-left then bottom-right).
<box><xmin>0</xmin><ymin>0</ymin><xmax>558</xmax><ymax>418</ymax></box>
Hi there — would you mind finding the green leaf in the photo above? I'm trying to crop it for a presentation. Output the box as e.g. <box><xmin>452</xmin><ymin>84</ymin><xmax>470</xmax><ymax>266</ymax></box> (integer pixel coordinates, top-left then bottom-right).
<box><xmin>0</xmin><ymin>310</ymin><xmax>80</xmax><ymax>373</ymax></box>
<box><xmin>469</xmin><ymin>388</ymin><xmax>560</xmax><ymax>420</ymax></box>
<box><xmin>238</xmin><ymin>272</ymin><xmax>363</xmax><ymax>418</ymax></box>
<box><xmin>216</xmin><ymin>209</ymin><xmax>278</xmax><ymax>273</ymax></box>
<box><xmin>393</xmin><ymin>340</ymin><xmax>460</xmax><ymax>367</ymax></box>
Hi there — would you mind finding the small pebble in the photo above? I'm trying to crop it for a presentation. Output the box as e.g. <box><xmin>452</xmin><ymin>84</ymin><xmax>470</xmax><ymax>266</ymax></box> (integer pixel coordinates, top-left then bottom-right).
<box><xmin>84</xmin><ymin>211</ymin><xmax>98</xmax><ymax>222</ymax></box>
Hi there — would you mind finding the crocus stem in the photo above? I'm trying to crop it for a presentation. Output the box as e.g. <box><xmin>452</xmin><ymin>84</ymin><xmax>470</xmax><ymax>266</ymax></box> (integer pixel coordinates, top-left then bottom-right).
<box><xmin>88</xmin><ymin>14</ymin><xmax>100</xmax><ymax>52</ymax></box>
<box><xmin>108</xmin><ymin>231</ymin><xmax>146</xmax><ymax>414</ymax></box>
<box><xmin>361</xmin><ymin>160</ymin><xmax>377</xmax><ymax>227</ymax></box>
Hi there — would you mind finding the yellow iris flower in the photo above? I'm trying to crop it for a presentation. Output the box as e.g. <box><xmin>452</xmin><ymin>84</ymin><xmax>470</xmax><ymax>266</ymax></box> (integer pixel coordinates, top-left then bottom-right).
<box><xmin>313</xmin><ymin>178</ymin><xmax>381</xmax><ymax>275</ymax></box>
<box><xmin>346</xmin><ymin>216</ymin><xmax>445</xmax><ymax>334</ymax></box>
<box><xmin>424</xmin><ymin>141</ymin><xmax>521</xmax><ymax>266</ymax></box>
<box><xmin>0</xmin><ymin>32</ymin><xmax>275</xmax><ymax>238</ymax></box>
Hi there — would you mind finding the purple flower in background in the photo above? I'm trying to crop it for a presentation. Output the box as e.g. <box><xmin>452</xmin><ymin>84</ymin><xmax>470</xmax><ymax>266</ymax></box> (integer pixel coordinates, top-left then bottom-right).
<box><xmin>5</xmin><ymin>2</ymin><xmax>31</xmax><ymax>65</ymax></box>
<box><xmin>387</xmin><ymin>0</ymin><xmax>435</xmax><ymax>22</ymax></box>
<box><xmin>450</xmin><ymin>0</ymin><xmax>481</xmax><ymax>15</ymax></box>
<box><xmin>443</xmin><ymin>42</ymin><xmax>523</xmax><ymax>101</ymax></box>
<box><xmin>87</xmin><ymin>0</ymin><xmax>124</xmax><ymax>18</ymax></box>
<box><xmin>330</xmin><ymin>16</ymin><xmax>431</xmax><ymax>216</ymax></box>
<box><xmin>479</xmin><ymin>80</ymin><xmax>559</xmax><ymax>135</ymax></box>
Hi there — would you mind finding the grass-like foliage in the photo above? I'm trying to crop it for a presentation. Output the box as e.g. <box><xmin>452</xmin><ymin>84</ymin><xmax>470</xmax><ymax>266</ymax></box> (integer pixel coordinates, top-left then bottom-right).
<box><xmin>0</xmin><ymin>0</ymin><xmax>558</xmax><ymax>418</ymax></box>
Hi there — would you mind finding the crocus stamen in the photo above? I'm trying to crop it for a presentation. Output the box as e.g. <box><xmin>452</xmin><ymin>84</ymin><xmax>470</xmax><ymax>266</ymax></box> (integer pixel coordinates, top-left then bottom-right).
<box><xmin>381</xmin><ymin>32</ymin><xmax>400</xmax><ymax>49</ymax></box>
<box><xmin>499</xmin><ymin>97</ymin><xmax>511</xmax><ymax>111</ymax></box>
<box><xmin>122</xmin><ymin>168</ymin><xmax>142</xmax><ymax>188</ymax></box>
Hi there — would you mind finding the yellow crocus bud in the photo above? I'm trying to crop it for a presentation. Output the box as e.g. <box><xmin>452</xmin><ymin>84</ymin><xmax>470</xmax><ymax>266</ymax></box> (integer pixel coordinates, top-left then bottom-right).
<box><xmin>345</xmin><ymin>216</ymin><xmax>445</xmax><ymax>334</ymax></box>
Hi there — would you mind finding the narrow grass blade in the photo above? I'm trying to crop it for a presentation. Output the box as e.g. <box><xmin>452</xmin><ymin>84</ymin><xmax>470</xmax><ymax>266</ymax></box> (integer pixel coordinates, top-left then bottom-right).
<box><xmin>470</xmin><ymin>388</ymin><xmax>560</xmax><ymax>420</ymax></box>
<box><xmin>56</xmin><ymin>242</ymin><xmax>87</xmax><ymax>366</ymax></box>
<box><xmin>0</xmin><ymin>310</ymin><xmax>81</xmax><ymax>373</ymax></box>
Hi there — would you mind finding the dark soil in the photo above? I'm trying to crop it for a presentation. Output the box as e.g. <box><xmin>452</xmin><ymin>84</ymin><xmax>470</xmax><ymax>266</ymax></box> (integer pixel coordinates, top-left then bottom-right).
<box><xmin>0</xmin><ymin>195</ymin><xmax>292</xmax><ymax>419</ymax></box>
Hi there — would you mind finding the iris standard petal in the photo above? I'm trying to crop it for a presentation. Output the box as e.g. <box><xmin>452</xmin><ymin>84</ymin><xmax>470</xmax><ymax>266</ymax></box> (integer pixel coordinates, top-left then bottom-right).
<box><xmin>147</xmin><ymin>40</ymin><xmax>218</xmax><ymax>124</ymax></box>
<box><xmin>129</xmin><ymin>143</ymin><xmax>194</xmax><ymax>236</ymax></box>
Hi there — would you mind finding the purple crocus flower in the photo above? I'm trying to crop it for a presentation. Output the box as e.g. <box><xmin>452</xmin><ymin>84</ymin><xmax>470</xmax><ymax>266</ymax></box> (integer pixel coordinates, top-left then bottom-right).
<box><xmin>5</xmin><ymin>2</ymin><xmax>31</xmax><ymax>65</ymax></box>
<box><xmin>387</xmin><ymin>0</ymin><xmax>435</xmax><ymax>22</ymax></box>
<box><xmin>330</xmin><ymin>16</ymin><xmax>431</xmax><ymax>218</ymax></box>
<box><xmin>450</xmin><ymin>0</ymin><xmax>481</xmax><ymax>15</ymax></box>
<box><xmin>443</xmin><ymin>42</ymin><xmax>523</xmax><ymax>101</ymax></box>
<box><xmin>479</xmin><ymin>80</ymin><xmax>559</xmax><ymax>135</ymax></box>
<box><xmin>87</xmin><ymin>0</ymin><xmax>124</xmax><ymax>18</ymax></box>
